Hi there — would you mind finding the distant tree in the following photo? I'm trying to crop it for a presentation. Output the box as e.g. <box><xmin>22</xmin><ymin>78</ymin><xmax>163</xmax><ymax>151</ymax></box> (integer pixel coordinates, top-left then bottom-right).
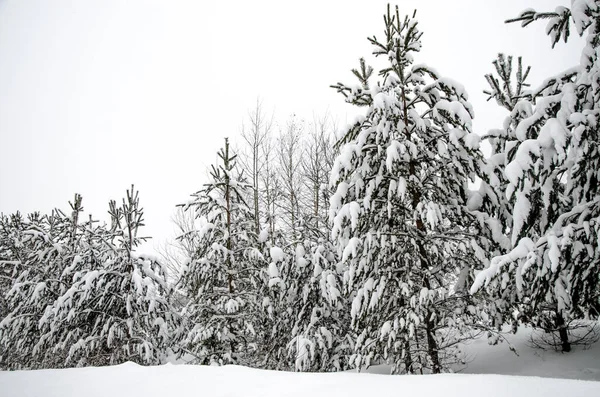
<box><xmin>157</xmin><ymin>206</ymin><xmax>198</xmax><ymax>283</ymax></box>
<box><xmin>301</xmin><ymin>113</ymin><xmax>338</xmax><ymax>240</ymax></box>
<box><xmin>278</xmin><ymin>115</ymin><xmax>305</xmax><ymax>240</ymax></box>
<box><xmin>259</xmin><ymin>123</ymin><xmax>283</xmax><ymax>243</ymax></box>
<box><xmin>239</xmin><ymin>99</ymin><xmax>274</xmax><ymax>235</ymax></box>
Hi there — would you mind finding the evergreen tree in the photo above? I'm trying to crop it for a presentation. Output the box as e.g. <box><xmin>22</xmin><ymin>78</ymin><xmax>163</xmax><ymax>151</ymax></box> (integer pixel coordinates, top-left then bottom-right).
<box><xmin>0</xmin><ymin>204</ymin><xmax>78</xmax><ymax>368</ymax></box>
<box><xmin>469</xmin><ymin>54</ymin><xmax>536</xmax><ymax>333</ymax></box>
<box><xmin>0</xmin><ymin>212</ymin><xmax>31</xmax><ymax>323</ymax></box>
<box><xmin>286</xmin><ymin>238</ymin><xmax>351</xmax><ymax>372</ymax></box>
<box><xmin>1</xmin><ymin>189</ymin><xmax>171</xmax><ymax>369</ymax></box>
<box><xmin>256</xmin><ymin>238</ymin><xmax>294</xmax><ymax>369</ymax></box>
<box><xmin>176</xmin><ymin>138</ymin><xmax>263</xmax><ymax>365</ymax></box>
<box><xmin>41</xmin><ymin>187</ymin><xmax>171</xmax><ymax>366</ymax></box>
<box><xmin>330</xmin><ymin>5</ymin><xmax>488</xmax><ymax>373</ymax></box>
<box><xmin>482</xmin><ymin>54</ymin><xmax>533</xmax><ymax>240</ymax></box>
<box><xmin>472</xmin><ymin>0</ymin><xmax>600</xmax><ymax>352</ymax></box>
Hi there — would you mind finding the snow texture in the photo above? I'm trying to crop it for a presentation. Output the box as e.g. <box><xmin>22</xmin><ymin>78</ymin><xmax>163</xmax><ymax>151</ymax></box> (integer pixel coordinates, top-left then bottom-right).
<box><xmin>0</xmin><ymin>358</ymin><xmax>599</xmax><ymax>397</ymax></box>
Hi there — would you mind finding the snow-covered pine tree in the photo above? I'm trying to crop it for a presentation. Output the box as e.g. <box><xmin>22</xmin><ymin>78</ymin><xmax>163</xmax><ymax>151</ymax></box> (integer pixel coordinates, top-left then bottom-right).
<box><xmin>0</xmin><ymin>212</ymin><xmax>32</xmax><ymax>324</ymax></box>
<box><xmin>482</xmin><ymin>54</ymin><xmax>533</xmax><ymax>237</ymax></box>
<box><xmin>286</xmin><ymin>237</ymin><xmax>351</xmax><ymax>372</ymax></box>
<box><xmin>472</xmin><ymin>0</ymin><xmax>600</xmax><ymax>352</ymax></box>
<box><xmin>467</xmin><ymin>55</ymin><xmax>536</xmax><ymax>333</ymax></box>
<box><xmin>176</xmin><ymin>138</ymin><xmax>263</xmax><ymax>365</ymax></box>
<box><xmin>329</xmin><ymin>5</ymin><xmax>488</xmax><ymax>374</ymax></box>
<box><xmin>0</xmin><ymin>203</ymin><xmax>78</xmax><ymax>369</ymax></box>
<box><xmin>0</xmin><ymin>212</ymin><xmax>38</xmax><ymax>368</ymax></box>
<box><xmin>40</xmin><ymin>187</ymin><xmax>171</xmax><ymax>366</ymax></box>
<box><xmin>254</xmin><ymin>238</ymin><xmax>293</xmax><ymax>370</ymax></box>
<box><xmin>253</xmin><ymin>219</ymin><xmax>351</xmax><ymax>372</ymax></box>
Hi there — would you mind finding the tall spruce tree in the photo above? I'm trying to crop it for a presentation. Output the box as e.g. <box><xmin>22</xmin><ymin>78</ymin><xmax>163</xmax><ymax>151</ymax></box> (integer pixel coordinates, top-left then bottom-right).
<box><xmin>176</xmin><ymin>138</ymin><xmax>263</xmax><ymax>365</ymax></box>
<box><xmin>329</xmin><ymin>5</ymin><xmax>488</xmax><ymax>373</ymax></box>
<box><xmin>472</xmin><ymin>0</ymin><xmax>600</xmax><ymax>352</ymax></box>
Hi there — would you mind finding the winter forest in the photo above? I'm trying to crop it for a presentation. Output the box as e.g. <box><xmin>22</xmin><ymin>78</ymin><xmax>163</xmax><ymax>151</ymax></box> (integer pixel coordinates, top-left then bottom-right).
<box><xmin>2</xmin><ymin>0</ymin><xmax>600</xmax><ymax>379</ymax></box>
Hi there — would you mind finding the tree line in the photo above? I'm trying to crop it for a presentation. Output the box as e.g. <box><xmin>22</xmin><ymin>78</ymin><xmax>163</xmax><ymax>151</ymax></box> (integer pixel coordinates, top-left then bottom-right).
<box><xmin>1</xmin><ymin>1</ymin><xmax>599</xmax><ymax>374</ymax></box>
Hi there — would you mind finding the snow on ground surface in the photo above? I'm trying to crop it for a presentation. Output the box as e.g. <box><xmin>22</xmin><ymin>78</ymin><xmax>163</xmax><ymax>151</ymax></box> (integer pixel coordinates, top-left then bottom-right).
<box><xmin>1</xmin><ymin>363</ymin><xmax>599</xmax><ymax>397</ymax></box>
<box><xmin>365</xmin><ymin>324</ymin><xmax>600</xmax><ymax>381</ymax></box>
<box><xmin>1</xmin><ymin>325</ymin><xmax>599</xmax><ymax>397</ymax></box>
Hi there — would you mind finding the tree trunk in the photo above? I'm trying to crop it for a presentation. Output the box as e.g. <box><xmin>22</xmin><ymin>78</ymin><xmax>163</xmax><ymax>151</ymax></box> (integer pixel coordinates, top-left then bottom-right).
<box><xmin>403</xmin><ymin>338</ymin><xmax>413</xmax><ymax>374</ymax></box>
<box><xmin>224</xmin><ymin>140</ymin><xmax>234</xmax><ymax>295</ymax></box>
<box><xmin>253</xmin><ymin>142</ymin><xmax>260</xmax><ymax>235</ymax></box>
<box><xmin>426</xmin><ymin>313</ymin><xmax>441</xmax><ymax>373</ymax></box>
<box><xmin>402</xmin><ymin>82</ymin><xmax>441</xmax><ymax>373</ymax></box>
<box><xmin>556</xmin><ymin>311</ymin><xmax>571</xmax><ymax>352</ymax></box>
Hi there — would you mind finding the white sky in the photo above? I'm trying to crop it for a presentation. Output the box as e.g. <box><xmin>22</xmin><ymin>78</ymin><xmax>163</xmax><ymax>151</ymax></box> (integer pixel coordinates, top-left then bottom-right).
<box><xmin>0</xmin><ymin>0</ymin><xmax>584</xmax><ymax>252</ymax></box>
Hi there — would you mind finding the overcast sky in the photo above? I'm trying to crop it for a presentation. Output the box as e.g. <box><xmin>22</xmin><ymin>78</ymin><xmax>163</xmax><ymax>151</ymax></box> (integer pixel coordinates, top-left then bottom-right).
<box><xmin>0</xmin><ymin>0</ymin><xmax>584</xmax><ymax>253</ymax></box>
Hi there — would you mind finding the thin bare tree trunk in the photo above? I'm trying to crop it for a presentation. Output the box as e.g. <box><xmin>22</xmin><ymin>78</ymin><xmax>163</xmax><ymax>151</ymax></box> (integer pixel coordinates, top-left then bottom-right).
<box><xmin>240</xmin><ymin>98</ymin><xmax>272</xmax><ymax>235</ymax></box>
<box><xmin>556</xmin><ymin>310</ymin><xmax>571</xmax><ymax>352</ymax></box>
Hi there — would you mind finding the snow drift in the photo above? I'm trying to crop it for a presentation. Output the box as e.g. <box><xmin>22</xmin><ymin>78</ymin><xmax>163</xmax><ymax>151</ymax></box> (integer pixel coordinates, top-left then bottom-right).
<box><xmin>1</xmin><ymin>363</ymin><xmax>599</xmax><ymax>397</ymax></box>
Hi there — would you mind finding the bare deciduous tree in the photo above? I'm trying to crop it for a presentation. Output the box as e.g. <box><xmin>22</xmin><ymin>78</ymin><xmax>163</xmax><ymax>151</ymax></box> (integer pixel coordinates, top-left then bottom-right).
<box><xmin>301</xmin><ymin>112</ymin><xmax>337</xmax><ymax>238</ymax></box>
<box><xmin>277</xmin><ymin>115</ymin><xmax>305</xmax><ymax>240</ymax></box>
<box><xmin>157</xmin><ymin>207</ymin><xmax>198</xmax><ymax>283</ymax></box>
<box><xmin>239</xmin><ymin>99</ymin><xmax>274</xmax><ymax>235</ymax></box>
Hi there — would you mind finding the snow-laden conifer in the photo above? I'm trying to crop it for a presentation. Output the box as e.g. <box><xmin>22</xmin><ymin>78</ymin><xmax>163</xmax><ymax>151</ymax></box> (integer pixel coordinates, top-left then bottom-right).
<box><xmin>0</xmin><ymin>199</ymin><xmax>82</xmax><ymax>368</ymax></box>
<box><xmin>330</xmin><ymin>6</ymin><xmax>488</xmax><ymax>373</ymax></box>
<box><xmin>472</xmin><ymin>0</ymin><xmax>600</xmax><ymax>352</ymax></box>
<box><xmin>469</xmin><ymin>55</ymin><xmax>537</xmax><ymax>333</ymax></box>
<box><xmin>286</xmin><ymin>238</ymin><xmax>351</xmax><ymax>372</ymax></box>
<box><xmin>176</xmin><ymin>138</ymin><xmax>263</xmax><ymax>365</ymax></box>
<box><xmin>38</xmin><ymin>188</ymin><xmax>171</xmax><ymax>366</ymax></box>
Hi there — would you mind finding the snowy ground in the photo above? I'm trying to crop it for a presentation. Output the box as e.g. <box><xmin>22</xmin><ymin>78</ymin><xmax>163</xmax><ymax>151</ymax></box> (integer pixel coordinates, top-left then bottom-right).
<box><xmin>1</xmin><ymin>363</ymin><xmax>599</xmax><ymax>397</ymax></box>
<box><xmin>457</xmin><ymin>325</ymin><xmax>600</xmax><ymax>380</ymax></box>
<box><xmin>365</xmin><ymin>324</ymin><xmax>600</xmax><ymax>381</ymax></box>
<box><xmin>1</xmin><ymin>325</ymin><xmax>599</xmax><ymax>397</ymax></box>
